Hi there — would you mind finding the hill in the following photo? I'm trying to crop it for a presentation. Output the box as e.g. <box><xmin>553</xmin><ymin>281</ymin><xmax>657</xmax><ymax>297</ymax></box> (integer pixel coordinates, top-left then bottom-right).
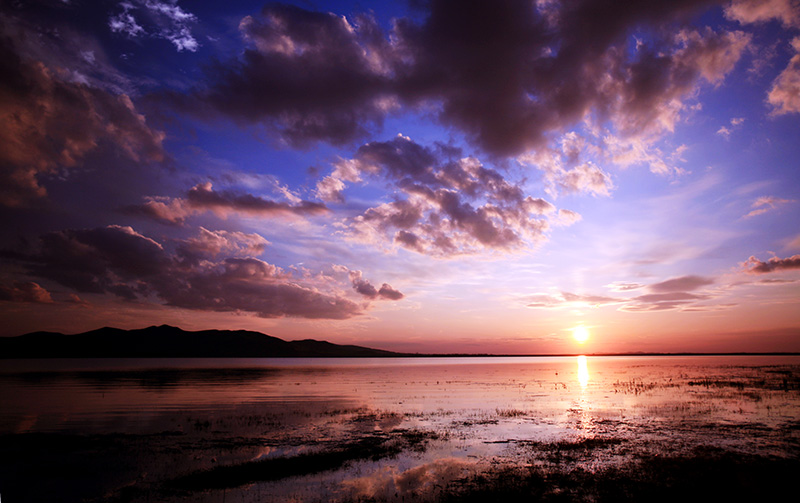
<box><xmin>0</xmin><ymin>325</ymin><xmax>402</xmax><ymax>358</ymax></box>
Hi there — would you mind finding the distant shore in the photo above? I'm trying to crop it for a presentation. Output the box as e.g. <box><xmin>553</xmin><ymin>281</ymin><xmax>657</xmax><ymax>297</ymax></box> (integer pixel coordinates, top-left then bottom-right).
<box><xmin>2</xmin><ymin>325</ymin><xmax>800</xmax><ymax>358</ymax></box>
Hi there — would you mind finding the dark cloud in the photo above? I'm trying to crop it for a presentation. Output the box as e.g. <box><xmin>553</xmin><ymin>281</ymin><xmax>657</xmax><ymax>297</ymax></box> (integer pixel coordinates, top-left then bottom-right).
<box><xmin>10</xmin><ymin>225</ymin><xmax>401</xmax><ymax>319</ymax></box>
<box><xmin>185</xmin><ymin>182</ymin><xmax>329</xmax><ymax>216</ymax></box>
<box><xmin>0</xmin><ymin>28</ymin><xmax>165</xmax><ymax>207</ymax></box>
<box><xmin>172</xmin><ymin>0</ymin><xmax>748</xmax><ymax>155</ymax></box>
<box><xmin>0</xmin><ymin>281</ymin><xmax>53</xmax><ymax>303</ymax></box>
<box><xmin>125</xmin><ymin>182</ymin><xmax>329</xmax><ymax>224</ymax></box>
<box><xmin>648</xmin><ymin>275</ymin><xmax>714</xmax><ymax>292</ymax></box>
<box><xmin>158</xmin><ymin>257</ymin><xmax>363</xmax><ymax>320</ymax></box>
<box><xmin>173</xmin><ymin>3</ymin><xmax>394</xmax><ymax>146</ymax></box>
<box><xmin>743</xmin><ymin>254</ymin><xmax>800</xmax><ymax>273</ymax></box>
<box><xmin>30</xmin><ymin>225</ymin><xmax>169</xmax><ymax>297</ymax></box>
<box><xmin>377</xmin><ymin>283</ymin><xmax>404</xmax><ymax>301</ymax></box>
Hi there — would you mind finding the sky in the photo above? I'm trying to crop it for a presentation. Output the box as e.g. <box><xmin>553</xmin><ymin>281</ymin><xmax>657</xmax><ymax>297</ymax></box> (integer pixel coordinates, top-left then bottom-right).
<box><xmin>1</xmin><ymin>0</ymin><xmax>799</xmax><ymax>354</ymax></box>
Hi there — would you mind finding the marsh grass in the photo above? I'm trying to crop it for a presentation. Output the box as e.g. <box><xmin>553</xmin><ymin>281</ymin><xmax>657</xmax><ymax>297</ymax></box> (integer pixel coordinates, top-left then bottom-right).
<box><xmin>435</xmin><ymin>446</ymin><xmax>798</xmax><ymax>503</ymax></box>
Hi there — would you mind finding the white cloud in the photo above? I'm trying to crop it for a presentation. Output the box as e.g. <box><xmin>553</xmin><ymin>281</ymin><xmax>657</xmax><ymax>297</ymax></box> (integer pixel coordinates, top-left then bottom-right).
<box><xmin>108</xmin><ymin>0</ymin><xmax>199</xmax><ymax>52</ymax></box>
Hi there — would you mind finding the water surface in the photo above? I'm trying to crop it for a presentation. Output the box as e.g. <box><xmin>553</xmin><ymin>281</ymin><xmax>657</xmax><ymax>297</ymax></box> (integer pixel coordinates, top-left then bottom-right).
<box><xmin>1</xmin><ymin>356</ymin><xmax>798</xmax><ymax>502</ymax></box>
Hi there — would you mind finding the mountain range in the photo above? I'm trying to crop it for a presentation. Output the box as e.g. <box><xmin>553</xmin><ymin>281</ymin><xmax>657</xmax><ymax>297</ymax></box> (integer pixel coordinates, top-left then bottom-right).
<box><xmin>0</xmin><ymin>325</ymin><xmax>403</xmax><ymax>358</ymax></box>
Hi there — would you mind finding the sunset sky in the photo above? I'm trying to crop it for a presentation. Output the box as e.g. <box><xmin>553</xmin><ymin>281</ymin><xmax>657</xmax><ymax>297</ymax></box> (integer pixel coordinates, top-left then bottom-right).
<box><xmin>1</xmin><ymin>0</ymin><xmax>799</xmax><ymax>354</ymax></box>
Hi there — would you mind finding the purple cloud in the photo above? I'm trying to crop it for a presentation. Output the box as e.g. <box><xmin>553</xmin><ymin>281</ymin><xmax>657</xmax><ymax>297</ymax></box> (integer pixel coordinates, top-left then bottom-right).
<box><xmin>170</xmin><ymin>0</ymin><xmax>750</xmax><ymax>155</ymax></box>
<box><xmin>319</xmin><ymin>135</ymin><xmax>569</xmax><ymax>256</ymax></box>
<box><xmin>126</xmin><ymin>182</ymin><xmax>328</xmax><ymax>224</ymax></box>
<box><xmin>0</xmin><ymin>281</ymin><xmax>53</xmax><ymax>304</ymax></box>
<box><xmin>186</xmin><ymin>182</ymin><xmax>328</xmax><ymax>216</ymax></box>
<box><xmin>742</xmin><ymin>254</ymin><xmax>800</xmax><ymax>274</ymax></box>
<box><xmin>12</xmin><ymin>225</ymin><xmax>402</xmax><ymax>319</ymax></box>
<box><xmin>0</xmin><ymin>34</ymin><xmax>165</xmax><ymax>207</ymax></box>
<box><xmin>348</xmin><ymin>270</ymin><xmax>404</xmax><ymax>300</ymax></box>
<box><xmin>648</xmin><ymin>275</ymin><xmax>715</xmax><ymax>293</ymax></box>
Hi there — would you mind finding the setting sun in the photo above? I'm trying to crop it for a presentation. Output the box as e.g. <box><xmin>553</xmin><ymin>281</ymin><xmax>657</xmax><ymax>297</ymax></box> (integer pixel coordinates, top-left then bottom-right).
<box><xmin>572</xmin><ymin>326</ymin><xmax>590</xmax><ymax>344</ymax></box>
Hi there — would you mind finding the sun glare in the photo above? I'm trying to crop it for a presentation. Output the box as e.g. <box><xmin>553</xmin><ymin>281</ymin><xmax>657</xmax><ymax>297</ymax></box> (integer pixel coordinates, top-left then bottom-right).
<box><xmin>572</xmin><ymin>326</ymin><xmax>590</xmax><ymax>344</ymax></box>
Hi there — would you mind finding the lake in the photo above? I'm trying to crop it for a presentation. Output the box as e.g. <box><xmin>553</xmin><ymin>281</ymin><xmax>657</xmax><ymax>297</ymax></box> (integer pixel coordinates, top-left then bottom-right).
<box><xmin>1</xmin><ymin>356</ymin><xmax>799</xmax><ymax>502</ymax></box>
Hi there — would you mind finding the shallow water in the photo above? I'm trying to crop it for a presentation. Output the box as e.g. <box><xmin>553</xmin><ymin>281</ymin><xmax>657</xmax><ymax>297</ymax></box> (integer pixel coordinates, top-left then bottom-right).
<box><xmin>1</xmin><ymin>356</ymin><xmax>799</xmax><ymax>502</ymax></box>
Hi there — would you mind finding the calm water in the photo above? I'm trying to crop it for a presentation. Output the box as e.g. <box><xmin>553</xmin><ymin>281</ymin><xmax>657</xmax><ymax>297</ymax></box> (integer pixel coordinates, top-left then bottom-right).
<box><xmin>1</xmin><ymin>356</ymin><xmax>799</xmax><ymax>502</ymax></box>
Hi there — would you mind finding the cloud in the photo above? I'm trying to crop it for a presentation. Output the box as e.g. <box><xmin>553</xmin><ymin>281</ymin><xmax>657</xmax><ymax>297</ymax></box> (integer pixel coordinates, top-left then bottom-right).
<box><xmin>717</xmin><ymin>117</ymin><xmax>745</xmax><ymax>138</ymax></box>
<box><xmin>185</xmin><ymin>182</ymin><xmax>329</xmax><ymax>217</ymax></box>
<box><xmin>176</xmin><ymin>227</ymin><xmax>270</xmax><ymax>265</ymax></box>
<box><xmin>28</xmin><ymin>225</ymin><xmax>169</xmax><ymax>299</ymax></box>
<box><xmin>744</xmin><ymin>195</ymin><xmax>795</xmax><ymax>218</ymax></box>
<box><xmin>171</xmin><ymin>3</ymin><xmax>394</xmax><ymax>146</ymax></box>
<box><xmin>126</xmin><ymin>182</ymin><xmax>329</xmax><ymax>224</ymax></box>
<box><xmin>724</xmin><ymin>0</ymin><xmax>800</xmax><ymax>28</ymax></box>
<box><xmin>758</xmin><ymin>278</ymin><xmax>797</xmax><ymax>284</ymax></box>
<box><xmin>170</xmin><ymin>0</ymin><xmax>749</xmax><ymax>155</ymax></box>
<box><xmin>0</xmin><ymin>281</ymin><xmax>53</xmax><ymax>304</ymax></box>
<box><xmin>767</xmin><ymin>37</ymin><xmax>800</xmax><ymax>115</ymax></box>
<box><xmin>347</xmin><ymin>270</ymin><xmax>404</xmax><ymax>300</ymax></box>
<box><xmin>742</xmin><ymin>254</ymin><xmax>800</xmax><ymax>273</ymax></box>
<box><xmin>323</xmin><ymin>135</ymin><xmax>570</xmax><ymax>256</ymax></box>
<box><xmin>157</xmin><ymin>257</ymin><xmax>363</xmax><ymax>319</ymax></box>
<box><xmin>525</xmin><ymin>276</ymin><xmax>716</xmax><ymax>312</ymax></box>
<box><xmin>558</xmin><ymin>162</ymin><xmax>614</xmax><ymax>196</ymax></box>
<box><xmin>647</xmin><ymin>275</ymin><xmax>715</xmax><ymax>292</ymax></box>
<box><xmin>728</xmin><ymin>2</ymin><xmax>800</xmax><ymax>115</ymax></box>
<box><xmin>621</xmin><ymin>278</ymin><xmax>714</xmax><ymax>310</ymax></box>
<box><xmin>520</xmin><ymin>128</ymin><xmax>685</xmax><ymax>195</ymax></box>
<box><xmin>619</xmin><ymin>294</ymin><xmax>708</xmax><ymax>312</ymax></box>
<box><xmin>10</xmin><ymin>225</ymin><xmax>402</xmax><ymax>319</ymax></box>
<box><xmin>109</xmin><ymin>0</ymin><xmax>199</xmax><ymax>52</ymax></box>
<box><xmin>525</xmin><ymin>291</ymin><xmax>621</xmax><ymax>308</ymax></box>
<box><xmin>556</xmin><ymin>209</ymin><xmax>582</xmax><ymax>226</ymax></box>
<box><xmin>0</xmin><ymin>30</ymin><xmax>165</xmax><ymax>207</ymax></box>
<box><xmin>123</xmin><ymin>196</ymin><xmax>193</xmax><ymax>225</ymax></box>
<box><xmin>606</xmin><ymin>281</ymin><xmax>645</xmax><ymax>292</ymax></box>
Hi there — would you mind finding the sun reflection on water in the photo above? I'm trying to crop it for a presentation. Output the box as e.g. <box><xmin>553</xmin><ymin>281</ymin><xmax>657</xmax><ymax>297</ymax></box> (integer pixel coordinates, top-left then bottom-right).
<box><xmin>577</xmin><ymin>355</ymin><xmax>589</xmax><ymax>388</ymax></box>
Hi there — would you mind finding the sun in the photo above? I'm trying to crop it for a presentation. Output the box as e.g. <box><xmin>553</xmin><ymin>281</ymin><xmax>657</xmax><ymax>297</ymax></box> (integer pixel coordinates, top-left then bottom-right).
<box><xmin>572</xmin><ymin>326</ymin><xmax>590</xmax><ymax>344</ymax></box>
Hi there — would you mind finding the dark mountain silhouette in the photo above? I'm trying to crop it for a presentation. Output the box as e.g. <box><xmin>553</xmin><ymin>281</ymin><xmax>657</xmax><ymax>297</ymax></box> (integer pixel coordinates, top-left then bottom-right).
<box><xmin>0</xmin><ymin>325</ymin><xmax>402</xmax><ymax>358</ymax></box>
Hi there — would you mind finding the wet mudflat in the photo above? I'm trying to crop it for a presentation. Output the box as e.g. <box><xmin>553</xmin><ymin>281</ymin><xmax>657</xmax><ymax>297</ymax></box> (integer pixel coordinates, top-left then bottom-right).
<box><xmin>0</xmin><ymin>356</ymin><xmax>798</xmax><ymax>502</ymax></box>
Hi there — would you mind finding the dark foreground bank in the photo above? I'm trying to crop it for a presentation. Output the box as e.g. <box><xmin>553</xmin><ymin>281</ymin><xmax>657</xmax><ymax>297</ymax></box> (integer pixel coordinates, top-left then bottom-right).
<box><xmin>2</xmin><ymin>428</ymin><xmax>798</xmax><ymax>503</ymax></box>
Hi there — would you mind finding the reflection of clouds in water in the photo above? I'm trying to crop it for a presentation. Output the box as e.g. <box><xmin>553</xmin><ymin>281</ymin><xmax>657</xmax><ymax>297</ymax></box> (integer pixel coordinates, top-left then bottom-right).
<box><xmin>341</xmin><ymin>457</ymin><xmax>475</xmax><ymax>500</ymax></box>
